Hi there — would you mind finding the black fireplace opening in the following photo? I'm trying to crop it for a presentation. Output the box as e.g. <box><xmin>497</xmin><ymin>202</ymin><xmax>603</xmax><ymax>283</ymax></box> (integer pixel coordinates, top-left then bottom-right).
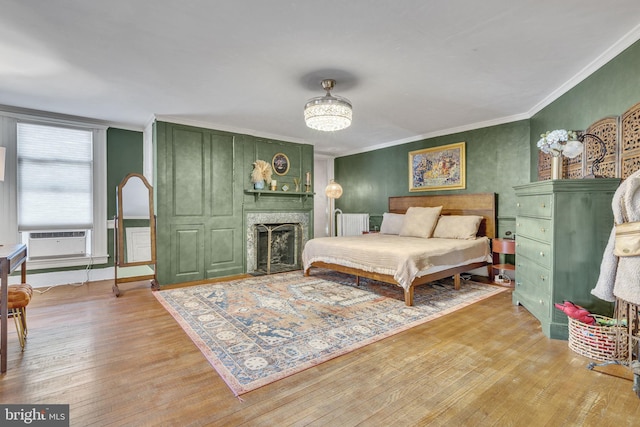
<box><xmin>255</xmin><ymin>223</ymin><xmax>301</xmax><ymax>274</ymax></box>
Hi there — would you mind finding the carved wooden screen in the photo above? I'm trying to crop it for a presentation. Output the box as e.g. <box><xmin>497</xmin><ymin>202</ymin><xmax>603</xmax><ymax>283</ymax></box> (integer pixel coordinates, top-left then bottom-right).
<box><xmin>538</xmin><ymin>150</ymin><xmax>552</xmax><ymax>180</ymax></box>
<box><xmin>583</xmin><ymin>117</ymin><xmax>618</xmax><ymax>178</ymax></box>
<box><xmin>536</xmin><ymin>101</ymin><xmax>640</xmax><ymax>181</ymax></box>
<box><xmin>621</xmin><ymin>102</ymin><xmax>640</xmax><ymax>179</ymax></box>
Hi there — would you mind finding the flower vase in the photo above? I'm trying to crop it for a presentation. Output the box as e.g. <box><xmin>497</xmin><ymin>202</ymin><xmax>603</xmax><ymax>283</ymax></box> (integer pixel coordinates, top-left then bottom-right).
<box><xmin>551</xmin><ymin>156</ymin><xmax>563</xmax><ymax>180</ymax></box>
<box><xmin>254</xmin><ymin>180</ymin><xmax>265</xmax><ymax>190</ymax></box>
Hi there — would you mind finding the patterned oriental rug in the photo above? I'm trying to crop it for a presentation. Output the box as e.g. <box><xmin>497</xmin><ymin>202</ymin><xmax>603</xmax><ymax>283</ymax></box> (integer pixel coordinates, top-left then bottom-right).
<box><xmin>154</xmin><ymin>269</ymin><xmax>507</xmax><ymax>396</ymax></box>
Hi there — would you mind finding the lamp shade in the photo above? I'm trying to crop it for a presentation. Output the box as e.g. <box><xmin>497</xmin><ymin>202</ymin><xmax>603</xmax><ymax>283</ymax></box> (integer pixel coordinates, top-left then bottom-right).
<box><xmin>0</xmin><ymin>146</ymin><xmax>5</xmax><ymax>182</ymax></box>
<box><xmin>325</xmin><ymin>179</ymin><xmax>343</xmax><ymax>199</ymax></box>
<box><xmin>304</xmin><ymin>79</ymin><xmax>352</xmax><ymax>132</ymax></box>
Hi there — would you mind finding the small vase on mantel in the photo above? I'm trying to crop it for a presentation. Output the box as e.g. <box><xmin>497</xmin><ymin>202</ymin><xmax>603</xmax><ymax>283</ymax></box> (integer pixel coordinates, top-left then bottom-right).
<box><xmin>254</xmin><ymin>180</ymin><xmax>265</xmax><ymax>190</ymax></box>
<box><xmin>551</xmin><ymin>155</ymin><xmax>563</xmax><ymax>180</ymax></box>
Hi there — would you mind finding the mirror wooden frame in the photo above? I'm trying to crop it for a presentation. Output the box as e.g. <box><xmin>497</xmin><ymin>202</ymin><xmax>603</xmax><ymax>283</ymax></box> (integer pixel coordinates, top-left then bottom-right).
<box><xmin>113</xmin><ymin>172</ymin><xmax>159</xmax><ymax>296</ymax></box>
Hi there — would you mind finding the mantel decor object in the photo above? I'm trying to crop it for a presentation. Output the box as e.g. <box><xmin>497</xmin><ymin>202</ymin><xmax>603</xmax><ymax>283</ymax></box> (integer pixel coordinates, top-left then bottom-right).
<box><xmin>272</xmin><ymin>153</ymin><xmax>290</xmax><ymax>176</ymax></box>
<box><xmin>251</xmin><ymin>159</ymin><xmax>273</xmax><ymax>189</ymax></box>
<box><xmin>305</xmin><ymin>171</ymin><xmax>311</xmax><ymax>193</ymax></box>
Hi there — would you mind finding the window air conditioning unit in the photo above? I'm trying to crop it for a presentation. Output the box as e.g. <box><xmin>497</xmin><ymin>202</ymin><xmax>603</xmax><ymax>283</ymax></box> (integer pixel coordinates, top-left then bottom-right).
<box><xmin>28</xmin><ymin>231</ymin><xmax>87</xmax><ymax>258</ymax></box>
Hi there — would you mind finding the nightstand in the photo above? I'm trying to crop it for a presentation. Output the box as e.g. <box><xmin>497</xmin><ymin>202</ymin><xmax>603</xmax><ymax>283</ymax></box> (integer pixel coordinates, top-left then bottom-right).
<box><xmin>491</xmin><ymin>238</ymin><xmax>515</xmax><ymax>286</ymax></box>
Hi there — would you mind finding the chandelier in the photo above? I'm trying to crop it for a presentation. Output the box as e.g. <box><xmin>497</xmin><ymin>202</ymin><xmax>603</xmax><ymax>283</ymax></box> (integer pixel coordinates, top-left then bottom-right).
<box><xmin>304</xmin><ymin>79</ymin><xmax>352</xmax><ymax>131</ymax></box>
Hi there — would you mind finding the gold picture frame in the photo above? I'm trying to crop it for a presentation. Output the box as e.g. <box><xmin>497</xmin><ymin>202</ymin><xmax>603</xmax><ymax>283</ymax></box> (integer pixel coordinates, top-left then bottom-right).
<box><xmin>409</xmin><ymin>142</ymin><xmax>466</xmax><ymax>191</ymax></box>
<box><xmin>272</xmin><ymin>153</ymin><xmax>290</xmax><ymax>176</ymax></box>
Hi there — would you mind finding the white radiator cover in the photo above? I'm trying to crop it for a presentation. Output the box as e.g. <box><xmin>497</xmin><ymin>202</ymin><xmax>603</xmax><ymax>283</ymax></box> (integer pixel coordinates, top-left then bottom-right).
<box><xmin>336</xmin><ymin>213</ymin><xmax>369</xmax><ymax>236</ymax></box>
<box><xmin>28</xmin><ymin>231</ymin><xmax>87</xmax><ymax>258</ymax></box>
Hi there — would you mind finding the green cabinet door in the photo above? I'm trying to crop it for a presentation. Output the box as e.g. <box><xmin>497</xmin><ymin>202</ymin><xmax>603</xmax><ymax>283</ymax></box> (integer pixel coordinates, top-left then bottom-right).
<box><xmin>155</xmin><ymin>122</ymin><xmax>244</xmax><ymax>285</ymax></box>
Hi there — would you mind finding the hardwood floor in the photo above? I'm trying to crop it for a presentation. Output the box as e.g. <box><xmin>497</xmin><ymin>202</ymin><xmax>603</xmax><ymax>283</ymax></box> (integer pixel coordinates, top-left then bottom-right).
<box><xmin>2</xmin><ymin>278</ymin><xmax>639</xmax><ymax>426</ymax></box>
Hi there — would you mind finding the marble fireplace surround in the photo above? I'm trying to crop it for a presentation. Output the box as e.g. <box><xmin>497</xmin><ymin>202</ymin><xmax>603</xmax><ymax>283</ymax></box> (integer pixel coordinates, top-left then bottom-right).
<box><xmin>245</xmin><ymin>211</ymin><xmax>311</xmax><ymax>274</ymax></box>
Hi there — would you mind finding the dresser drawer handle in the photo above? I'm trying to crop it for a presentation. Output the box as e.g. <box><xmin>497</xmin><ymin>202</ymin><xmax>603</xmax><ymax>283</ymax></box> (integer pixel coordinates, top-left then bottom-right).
<box><xmin>540</xmin><ymin>228</ymin><xmax>546</xmax><ymax>232</ymax></box>
<box><xmin>540</xmin><ymin>203</ymin><xmax>546</xmax><ymax>208</ymax></box>
<box><xmin>539</xmin><ymin>251</ymin><xmax>545</xmax><ymax>257</ymax></box>
<box><xmin>539</xmin><ymin>299</ymin><xmax>545</xmax><ymax>305</ymax></box>
<box><xmin>516</xmin><ymin>202</ymin><xmax>520</xmax><ymax>207</ymax></box>
<box><xmin>540</xmin><ymin>275</ymin><xmax>545</xmax><ymax>281</ymax></box>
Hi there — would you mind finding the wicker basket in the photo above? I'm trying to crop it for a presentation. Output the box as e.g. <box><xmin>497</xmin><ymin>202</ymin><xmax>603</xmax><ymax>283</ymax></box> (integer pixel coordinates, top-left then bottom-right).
<box><xmin>568</xmin><ymin>315</ymin><xmax>628</xmax><ymax>361</ymax></box>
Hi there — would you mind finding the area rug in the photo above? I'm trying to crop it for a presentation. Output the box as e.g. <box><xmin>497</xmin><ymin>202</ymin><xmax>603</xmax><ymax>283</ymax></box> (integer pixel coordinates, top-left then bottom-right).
<box><xmin>153</xmin><ymin>269</ymin><xmax>507</xmax><ymax>396</ymax></box>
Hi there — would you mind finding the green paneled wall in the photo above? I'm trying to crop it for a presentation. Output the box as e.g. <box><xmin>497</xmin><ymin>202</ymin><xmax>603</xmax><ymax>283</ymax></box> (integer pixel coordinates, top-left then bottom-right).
<box><xmin>155</xmin><ymin>121</ymin><xmax>314</xmax><ymax>285</ymax></box>
<box><xmin>106</xmin><ymin>128</ymin><xmax>144</xmax><ymax>268</ymax></box>
<box><xmin>107</xmin><ymin>128</ymin><xmax>144</xmax><ymax>219</ymax></box>
<box><xmin>335</xmin><ymin>120</ymin><xmax>530</xmax><ymax>236</ymax></box>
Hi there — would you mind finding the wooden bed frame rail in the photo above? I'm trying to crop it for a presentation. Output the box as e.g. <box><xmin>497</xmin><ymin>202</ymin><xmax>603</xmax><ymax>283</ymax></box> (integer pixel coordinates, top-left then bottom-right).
<box><xmin>305</xmin><ymin>193</ymin><xmax>496</xmax><ymax>306</ymax></box>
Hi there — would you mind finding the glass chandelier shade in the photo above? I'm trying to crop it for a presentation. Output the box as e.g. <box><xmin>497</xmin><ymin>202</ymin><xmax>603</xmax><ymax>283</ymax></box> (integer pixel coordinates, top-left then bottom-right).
<box><xmin>324</xmin><ymin>179</ymin><xmax>343</xmax><ymax>199</ymax></box>
<box><xmin>304</xmin><ymin>79</ymin><xmax>352</xmax><ymax>132</ymax></box>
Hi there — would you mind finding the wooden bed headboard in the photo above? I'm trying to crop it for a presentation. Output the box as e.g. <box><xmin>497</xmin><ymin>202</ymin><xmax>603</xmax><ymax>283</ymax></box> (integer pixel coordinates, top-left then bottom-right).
<box><xmin>388</xmin><ymin>193</ymin><xmax>496</xmax><ymax>239</ymax></box>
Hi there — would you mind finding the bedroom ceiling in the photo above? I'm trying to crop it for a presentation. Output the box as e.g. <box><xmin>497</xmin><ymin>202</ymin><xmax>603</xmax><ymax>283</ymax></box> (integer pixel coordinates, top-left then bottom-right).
<box><xmin>1</xmin><ymin>1</ymin><xmax>640</xmax><ymax>156</ymax></box>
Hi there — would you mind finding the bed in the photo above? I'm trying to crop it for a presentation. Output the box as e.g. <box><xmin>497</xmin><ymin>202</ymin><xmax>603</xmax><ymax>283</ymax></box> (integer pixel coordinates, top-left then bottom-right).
<box><xmin>303</xmin><ymin>193</ymin><xmax>496</xmax><ymax>306</ymax></box>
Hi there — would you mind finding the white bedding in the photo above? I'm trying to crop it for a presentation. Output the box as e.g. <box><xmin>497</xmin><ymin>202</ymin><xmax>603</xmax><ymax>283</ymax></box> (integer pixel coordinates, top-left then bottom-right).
<box><xmin>302</xmin><ymin>233</ymin><xmax>491</xmax><ymax>291</ymax></box>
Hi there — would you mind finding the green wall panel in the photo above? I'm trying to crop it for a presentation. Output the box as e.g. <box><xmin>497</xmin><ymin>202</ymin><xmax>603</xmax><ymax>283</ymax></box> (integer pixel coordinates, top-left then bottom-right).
<box><xmin>209</xmin><ymin>228</ymin><xmax>234</xmax><ymax>264</ymax></box>
<box><xmin>174</xmin><ymin>225</ymin><xmax>203</xmax><ymax>279</ymax></box>
<box><xmin>172</xmin><ymin>128</ymin><xmax>205</xmax><ymax>216</ymax></box>
<box><xmin>211</xmin><ymin>135</ymin><xmax>235</xmax><ymax>217</ymax></box>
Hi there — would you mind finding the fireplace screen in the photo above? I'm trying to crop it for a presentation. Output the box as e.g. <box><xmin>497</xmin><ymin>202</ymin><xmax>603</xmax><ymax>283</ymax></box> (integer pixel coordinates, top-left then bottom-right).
<box><xmin>255</xmin><ymin>223</ymin><xmax>302</xmax><ymax>274</ymax></box>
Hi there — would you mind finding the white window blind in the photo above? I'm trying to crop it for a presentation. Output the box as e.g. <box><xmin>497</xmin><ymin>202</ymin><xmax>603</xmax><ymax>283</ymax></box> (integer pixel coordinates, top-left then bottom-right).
<box><xmin>17</xmin><ymin>123</ymin><xmax>94</xmax><ymax>231</ymax></box>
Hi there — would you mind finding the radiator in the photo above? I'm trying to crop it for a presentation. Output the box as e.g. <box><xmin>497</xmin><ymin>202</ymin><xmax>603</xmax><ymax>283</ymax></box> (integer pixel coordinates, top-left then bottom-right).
<box><xmin>27</xmin><ymin>231</ymin><xmax>87</xmax><ymax>258</ymax></box>
<box><xmin>336</xmin><ymin>213</ymin><xmax>370</xmax><ymax>236</ymax></box>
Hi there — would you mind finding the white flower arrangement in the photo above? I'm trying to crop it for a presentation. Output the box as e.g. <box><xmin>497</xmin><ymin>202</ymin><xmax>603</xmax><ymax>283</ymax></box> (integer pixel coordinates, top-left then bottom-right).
<box><xmin>537</xmin><ymin>129</ymin><xmax>583</xmax><ymax>159</ymax></box>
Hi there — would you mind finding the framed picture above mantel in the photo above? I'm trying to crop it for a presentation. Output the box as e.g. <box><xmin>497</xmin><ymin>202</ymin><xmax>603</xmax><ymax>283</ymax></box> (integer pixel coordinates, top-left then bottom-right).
<box><xmin>272</xmin><ymin>152</ymin><xmax>290</xmax><ymax>176</ymax></box>
<box><xmin>409</xmin><ymin>142</ymin><xmax>466</xmax><ymax>191</ymax></box>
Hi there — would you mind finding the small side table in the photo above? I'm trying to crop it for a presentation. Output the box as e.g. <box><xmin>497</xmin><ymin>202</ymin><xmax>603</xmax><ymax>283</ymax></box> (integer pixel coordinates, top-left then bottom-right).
<box><xmin>1</xmin><ymin>243</ymin><xmax>28</xmax><ymax>373</ymax></box>
<box><xmin>491</xmin><ymin>238</ymin><xmax>515</xmax><ymax>286</ymax></box>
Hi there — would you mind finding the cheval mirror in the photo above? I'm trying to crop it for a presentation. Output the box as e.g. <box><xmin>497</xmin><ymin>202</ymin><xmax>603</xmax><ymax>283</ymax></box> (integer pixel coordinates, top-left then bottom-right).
<box><xmin>113</xmin><ymin>172</ymin><xmax>159</xmax><ymax>296</ymax></box>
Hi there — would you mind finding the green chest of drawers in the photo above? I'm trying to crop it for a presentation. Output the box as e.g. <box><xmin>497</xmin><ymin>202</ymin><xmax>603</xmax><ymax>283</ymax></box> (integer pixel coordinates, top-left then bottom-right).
<box><xmin>513</xmin><ymin>179</ymin><xmax>619</xmax><ymax>339</ymax></box>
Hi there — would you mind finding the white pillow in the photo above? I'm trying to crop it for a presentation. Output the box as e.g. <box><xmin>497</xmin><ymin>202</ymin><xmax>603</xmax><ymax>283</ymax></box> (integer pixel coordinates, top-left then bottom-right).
<box><xmin>433</xmin><ymin>215</ymin><xmax>483</xmax><ymax>240</ymax></box>
<box><xmin>398</xmin><ymin>206</ymin><xmax>443</xmax><ymax>238</ymax></box>
<box><xmin>379</xmin><ymin>213</ymin><xmax>405</xmax><ymax>235</ymax></box>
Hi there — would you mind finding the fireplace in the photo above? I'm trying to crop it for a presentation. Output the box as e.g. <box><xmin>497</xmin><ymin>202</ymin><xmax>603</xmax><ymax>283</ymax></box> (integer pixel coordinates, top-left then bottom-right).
<box><xmin>246</xmin><ymin>212</ymin><xmax>310</xmax><ymax>274</ymax></box>
<box><xmin>255</xmin><ymin>223</ymin><xmax>301</xmax><ymax>274</ymax></box>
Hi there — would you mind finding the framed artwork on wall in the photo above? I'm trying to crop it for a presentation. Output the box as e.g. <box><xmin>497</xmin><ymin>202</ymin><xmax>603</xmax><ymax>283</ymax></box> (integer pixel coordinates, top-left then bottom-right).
<box><xmin>272</xmin><ymin>152</ymin><xmax>290</xmax><ymax>176</ymax></box>
<box><xmin>409</xmin><ymin>142</ymin><xmax>466</xmax><ymax>191</ymax></box>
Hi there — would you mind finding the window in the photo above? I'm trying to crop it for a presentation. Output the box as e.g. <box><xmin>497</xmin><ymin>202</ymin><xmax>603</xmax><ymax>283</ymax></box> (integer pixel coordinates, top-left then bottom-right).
<box><xmin>0</xmin><ymin>114</ymin><xmax>109</xmax><ymax>269</ymax></box>
<box><xmin>17</xmin><ymin>123</ymin><xmax>94</xmax><ymax>230</ymax></box>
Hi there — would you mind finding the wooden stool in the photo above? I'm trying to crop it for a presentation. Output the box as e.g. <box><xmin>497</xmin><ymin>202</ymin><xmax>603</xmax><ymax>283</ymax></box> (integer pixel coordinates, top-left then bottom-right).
<box><xmin>7</xmin><ymin>284</ymin><xmax>33</xmax><ymax>350</ymax></box>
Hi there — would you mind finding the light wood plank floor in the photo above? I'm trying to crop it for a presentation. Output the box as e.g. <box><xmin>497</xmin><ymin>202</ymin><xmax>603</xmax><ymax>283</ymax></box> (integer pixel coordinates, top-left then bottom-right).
<box><xmin>1</xmin><ymin>278</ymin><xmax>639</xmax><ymax>426</ymax></box>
